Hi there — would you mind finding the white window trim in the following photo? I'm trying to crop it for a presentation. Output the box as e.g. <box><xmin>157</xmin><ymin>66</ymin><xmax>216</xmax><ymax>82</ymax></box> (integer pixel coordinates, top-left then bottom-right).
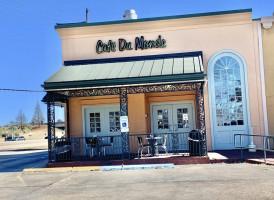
<box><xmin>150</xmin><ymin>101</ymin><xmax>195</xmax><ymax>134</ymax></box>
<box><xmin>207</xmin><ymin>50</ymin><xmax>251</xmax><ymax>150</ymax></box>
<box><xmin>82</xmin><ymin>104</ymin><xmax>120</xmax><ymax>138</ymax></box>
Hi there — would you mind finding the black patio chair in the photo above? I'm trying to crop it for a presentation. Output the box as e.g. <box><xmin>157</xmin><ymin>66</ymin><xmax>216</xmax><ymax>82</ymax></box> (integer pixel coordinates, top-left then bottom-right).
<box><xmin>85</xmin><ymin>137</ymin><xmax>99</xmax><ymax>157</ymax></box>
<box><xmin>137</xmin><ymin>136</ymin><xmax>151</xmax><ymax>158</ymax></box>
<box><xmin>102</xmin><ymin>136</ymin><xmax>114</xmax><ymax>156</ymax></box>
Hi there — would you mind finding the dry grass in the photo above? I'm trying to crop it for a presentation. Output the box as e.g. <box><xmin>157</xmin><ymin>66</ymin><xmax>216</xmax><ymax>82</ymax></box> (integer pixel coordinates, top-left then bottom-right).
<box><xmin>0</xmin><ymin>125</ymin><xmax>64</xmax><ymax>142</ymax></box>
<box><xmin>23</xmin><ymin>125</ymin><xmax>65</xmax><ymax>140</ymax></box>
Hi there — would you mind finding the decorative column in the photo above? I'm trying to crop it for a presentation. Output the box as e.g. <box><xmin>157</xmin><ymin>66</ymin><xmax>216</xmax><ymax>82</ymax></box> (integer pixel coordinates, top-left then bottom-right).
<box><xmin>195</xmin><ymin>82</ymin><xmax>207</xmax><ymax>154</ymax></box>
<box><xmin>195</xmin><ymin>82</ymin><xmax>206</xmax><ymax>131</ymax></box>
<box><xmin>65</xmin><ymin>98</ymin><xmax>70</xmax><ymax>138</ymax></box>
<box><xmin>47</xmin><ymin>92</ymin><xmax>56</xmax><ymax>163</ymax></box>
<box><xmin>119</xmin><ymin>87</ymin><xmax>130</xmax><ymax>159</ymax></box>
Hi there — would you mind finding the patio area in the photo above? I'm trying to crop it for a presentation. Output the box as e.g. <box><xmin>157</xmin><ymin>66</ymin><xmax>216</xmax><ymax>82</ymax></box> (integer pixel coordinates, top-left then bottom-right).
<box><xmin>52</xmin><ymin>131</ymin><xmax>207</xmax><ymax>163</ymax></box>
<box><xmin>47</xmin><ymin>149</ymin><xmax>274</xmax><ymax>168</ymax></box>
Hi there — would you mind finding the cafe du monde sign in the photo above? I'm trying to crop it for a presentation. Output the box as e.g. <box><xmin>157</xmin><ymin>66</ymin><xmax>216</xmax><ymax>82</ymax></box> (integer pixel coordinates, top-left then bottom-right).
<box><xmin>96</xmin><ymin>35</ymin><xmax>166</xmax><ymax>54</ymax></box>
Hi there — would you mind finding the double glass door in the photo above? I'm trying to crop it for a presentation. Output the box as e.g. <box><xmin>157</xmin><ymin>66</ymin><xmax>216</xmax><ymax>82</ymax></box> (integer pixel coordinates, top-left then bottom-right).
<box><xmin>152</xmin><ymin>103</ymin><xmax>195</xmax><ymax>134</ymax></box>
<box><xmin>83</xmin><ymin>105</ymin><xmax>121</xmax><ymax>156</ymax></box>
<box><xmin>84</xmin><ymin>105</ymin><xmax>121</xmax><ymax>137</ymax></box>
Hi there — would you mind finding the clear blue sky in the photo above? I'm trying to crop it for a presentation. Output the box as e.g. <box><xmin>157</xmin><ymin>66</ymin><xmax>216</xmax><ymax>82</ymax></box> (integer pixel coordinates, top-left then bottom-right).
<box><xmin>0</xmin><ymin>0</ymin><xmax>273</xmax><ymax>126</ymax></box>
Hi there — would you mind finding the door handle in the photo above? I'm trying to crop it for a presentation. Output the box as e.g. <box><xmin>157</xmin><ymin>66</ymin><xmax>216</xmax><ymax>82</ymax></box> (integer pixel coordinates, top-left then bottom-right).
<box><xmin>174</xmin><ymin>124</ymin><xmax>178</xmax><ymax>131</ymax></box>
<box><xmin>169</xmin><ymin>124</ymin><xmax>173</xmax><ymax>131</ymax></box>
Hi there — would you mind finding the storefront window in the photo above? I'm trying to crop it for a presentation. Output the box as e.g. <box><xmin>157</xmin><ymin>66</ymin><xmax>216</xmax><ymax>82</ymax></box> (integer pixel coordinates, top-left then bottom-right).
<box><xmin>213</xmin><ymin>56</ymin><xmax>244</xmax><ymax>126</ymax></box>
<box><xmin>157</xmin><ymin>109</ymin><xmax>169</xmax><ymax>129</ymax></box>
<box><xmin>109</xmin><ymin>111</ymin><xmax>120</xmax><ymax>132</ymax></box>
<box><xmin>90</xmin><ymin>113</ymin><xmax>101</xmax><ymax>132</ymax></box>
<box><xmin>177</xmin><ymin>108</ymin><xmax>189</xmax><ymax>128</ymax></box>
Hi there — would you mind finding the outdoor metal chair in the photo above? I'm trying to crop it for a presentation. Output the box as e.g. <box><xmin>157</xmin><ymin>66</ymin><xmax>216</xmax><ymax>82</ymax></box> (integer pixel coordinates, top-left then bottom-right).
<box><xmin>102</xmin><ymin>136</ymin><xmax>114</xmax><ymax>156</ymax></box>
<box><xmin>155</xmin><ymin>134</ymin><xmax>168</xmax><ymax>155</ymax></box>
<box><xmin>137</xmin><ymin>136</ymin><xmax>151</xmax><ymax>158</ymax></box>
<box><xmin>85</xmin><ymin>137</ymin><xmax>99</xmax><ymax>157</ymax></box>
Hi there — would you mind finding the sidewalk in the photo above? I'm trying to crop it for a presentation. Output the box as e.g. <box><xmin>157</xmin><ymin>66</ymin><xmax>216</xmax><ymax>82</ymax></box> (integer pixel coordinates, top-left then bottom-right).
<box><xmin>24</xmin><ymin>163</ymin><xmax>174</xmax><ymax>173</ymax></box>
<box><xmin>208</xmin><ymin>150</ymin><xmax>274</xmax><ymax>165</ymax></box>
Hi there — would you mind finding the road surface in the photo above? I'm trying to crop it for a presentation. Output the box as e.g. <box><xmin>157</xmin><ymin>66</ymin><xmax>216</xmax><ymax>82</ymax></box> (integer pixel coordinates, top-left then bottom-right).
<box><xmin>0</xmin><ymin>163</ymin><xmax>274</xmax><ymax>199</ymax></box>
<box><xmin>0</xmin><ymin>150</ymin><xmax>48</xmax><ymax>172</ymax></box>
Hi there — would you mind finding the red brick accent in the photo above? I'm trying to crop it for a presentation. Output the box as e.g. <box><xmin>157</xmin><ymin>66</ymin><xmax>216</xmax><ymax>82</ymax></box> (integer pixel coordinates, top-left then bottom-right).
<box><xmin>47</xmin><ymin>156</ymin><xmax>210</xmax><ymax>168</ymax></box>
<box><xmin>210</xmin><ymin>158</ymin><xmax>242</xmax><ymax>164</ymax></box>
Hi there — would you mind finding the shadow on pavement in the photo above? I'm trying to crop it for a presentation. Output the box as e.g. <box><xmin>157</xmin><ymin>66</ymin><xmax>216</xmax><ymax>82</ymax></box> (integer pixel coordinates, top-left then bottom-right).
<box><xmin>0</xmin><ymin>150</ymin><xmax>48</xmax><ymax>173</ymax></box>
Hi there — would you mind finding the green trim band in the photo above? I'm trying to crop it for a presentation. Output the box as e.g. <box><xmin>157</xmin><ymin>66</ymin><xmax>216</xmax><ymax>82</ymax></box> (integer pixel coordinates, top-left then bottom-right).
<box><xmin>55</xmin><ymin>9</ymin><xmax>252</xmax><ymax>29</ymax></box>
<box><xmin>42</xmin><ymin>74</ymin><xmax>207</xmax><ymax>90</ymax></box>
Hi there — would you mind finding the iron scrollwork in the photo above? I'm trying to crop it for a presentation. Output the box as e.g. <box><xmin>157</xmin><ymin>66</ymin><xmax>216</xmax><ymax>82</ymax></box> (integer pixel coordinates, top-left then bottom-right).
<box><xmin>195</xmin><ymin>83</ymin><xmax>205</xmax><ymax>131</ymax></box>
<box><xmin>71</xmin><ymin>138</ymin><xmax>81</xmax><ymax>159</ymax></box>
<box><xmin>55</xmin><ymin>88</ymin><xmax>119</xmax><ymax>97</ymax></box>
<box><xmin>119</xmin><ymin>88</ymin><xmax>130</xmax><ymax>159</ymax></box>
<box><xmin>171</xmin><ymin>132</ymin><xmax>179</xmax><ymax>153</ymax></box>
<box><xmin>47</xmin><ymin>92</ymin><xmax>56</xmax><ymax>162</ymax></box>
<box><xmin>127</xmin><ymin>83</ymin><xmax>196</xmax><ymax>94</ymax></box>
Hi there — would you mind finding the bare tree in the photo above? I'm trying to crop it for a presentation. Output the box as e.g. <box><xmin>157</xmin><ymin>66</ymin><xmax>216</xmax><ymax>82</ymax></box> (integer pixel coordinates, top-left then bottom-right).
<box><xmin>16</xmin><ymin>110</ymin><xmax>27</xmax><ymax>130</ymax></box>
<box><xmin>7</xmin><ymin>120</ymin><xmax>16</xmax><ymax>126</ymax></box>
<box><xmin>32</xmin><ymin>102</ymin><xmax>45</xmax><ymax>127</ymax></box>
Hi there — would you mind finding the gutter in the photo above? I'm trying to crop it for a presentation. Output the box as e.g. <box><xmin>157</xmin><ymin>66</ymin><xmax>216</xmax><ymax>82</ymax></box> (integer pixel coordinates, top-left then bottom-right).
<box><xmin>43</xmin><ymin>79</ymin><xmax>206</xmax><ymax>92</ymax></box>
<box><xmin>257</xmin><ymin>21</ymin><xmax>269</xmax><ymax>136</ymax></box>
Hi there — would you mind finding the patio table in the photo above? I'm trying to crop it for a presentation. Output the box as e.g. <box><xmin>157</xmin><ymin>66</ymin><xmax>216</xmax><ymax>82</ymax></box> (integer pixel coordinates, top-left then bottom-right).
<box><xmin>86</xmin><ymin>136</ymin><xmax>104</xmax><ymax>157</ymax></box>
<box><xmin>145</xmin><ymin>136</ymin><xmax>162</xmax><ymax>156</ymax></box>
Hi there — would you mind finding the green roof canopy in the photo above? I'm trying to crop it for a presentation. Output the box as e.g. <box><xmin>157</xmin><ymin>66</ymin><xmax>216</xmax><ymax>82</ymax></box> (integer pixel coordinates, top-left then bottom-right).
<box><xmin>42</xmin><ymin>52</ymin><xmax>206</xmax><ymax>90</ymax></box>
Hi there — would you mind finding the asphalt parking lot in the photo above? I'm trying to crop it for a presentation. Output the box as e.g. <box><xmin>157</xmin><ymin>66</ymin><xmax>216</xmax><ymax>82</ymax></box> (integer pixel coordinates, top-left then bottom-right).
<box><xmin>0</xmin><ymin>163</ymin><xmax>274</xmax><ymax>200</ymax></box>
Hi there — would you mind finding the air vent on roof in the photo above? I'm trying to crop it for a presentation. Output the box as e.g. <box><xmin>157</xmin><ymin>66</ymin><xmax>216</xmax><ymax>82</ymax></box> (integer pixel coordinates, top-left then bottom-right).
<box><xmin>123</xmin><ymin>9</ymin><xmax>137</xmax><ymax>20</ymax></box>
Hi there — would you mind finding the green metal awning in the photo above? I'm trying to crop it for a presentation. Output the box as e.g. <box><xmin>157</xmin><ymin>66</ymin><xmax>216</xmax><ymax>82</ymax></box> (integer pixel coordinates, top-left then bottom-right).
<box><xmin>42</xmin><ymin>52</ymin><xmax>206</xmax><ymax>90</ymax></box>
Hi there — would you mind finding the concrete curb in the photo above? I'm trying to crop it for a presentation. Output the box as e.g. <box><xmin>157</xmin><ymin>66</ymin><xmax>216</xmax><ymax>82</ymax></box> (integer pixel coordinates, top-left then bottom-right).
<box><xmin>23</xmin><ymin>166</ymin><xmax>100</xmax><ymax>173</ymax></box>
<box><xmin>100</xmin><ymin>163</ymin><xmax>174</xmax><ymax>171</ymax></box>
<box><xmin>23</xmin><ymin>163</ymin><xmax>174</xmax><ymax>173</ymax></box>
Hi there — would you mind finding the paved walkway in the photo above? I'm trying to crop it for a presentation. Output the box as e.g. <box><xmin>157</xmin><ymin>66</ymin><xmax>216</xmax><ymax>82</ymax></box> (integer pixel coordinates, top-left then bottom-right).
<box><xmin>208</xmin><ymin>150</ymin><xmax>274</xmax><ymax>165</ymax></box>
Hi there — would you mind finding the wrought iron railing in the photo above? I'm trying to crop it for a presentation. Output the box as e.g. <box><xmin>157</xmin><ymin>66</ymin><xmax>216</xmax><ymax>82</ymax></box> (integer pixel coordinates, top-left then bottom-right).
<box><xmin>54</xmin><ymin>135</ymin><xmax>123</xmax><ymax>162</ymax></box>
<box><xmin>52</xmin><ymin>131</ymin><xmax>207</xmax><ymax>162</ymax></box>
<box><xmin>129</xmin><ymin>132</ymin><xmax>190</xmax><ymax>157</ymax></box>
<box><xmin>234</xmin><ymin>134</ymin><xmax>274</xmax><ymax>164</ymax></box>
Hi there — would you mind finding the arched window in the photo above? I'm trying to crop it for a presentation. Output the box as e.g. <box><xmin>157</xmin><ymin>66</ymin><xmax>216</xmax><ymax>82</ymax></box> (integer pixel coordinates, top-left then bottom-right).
<box><xmin>213</xmin><ymin>56</ymin><xmax>244</xmax><ymax>126</ymax></box>
<box><xmin>208</xmin><ymin>50</ymin><xmax>250</xmax><ymax>150</ymax></box>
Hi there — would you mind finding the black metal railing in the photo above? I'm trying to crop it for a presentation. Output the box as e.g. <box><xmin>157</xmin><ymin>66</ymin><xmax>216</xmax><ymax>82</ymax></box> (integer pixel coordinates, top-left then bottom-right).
<box><xmin>52</xmin><ymin>131</ymin><xmax>207</xmax><ymax>162</ymax></box>
<box><xmin>234</xmin><ymin>134</ymin><xmax>274</xmax><ymax>163</ymax></box>
<box><xmin>128</xmin><ymin>131</ymin><xmax>206</xmax><ymax>158</ymax></box>
<box><xmin>54</xmin><ymin>135</ymin><xmax>123</xmax><ymax>162</ymax></box>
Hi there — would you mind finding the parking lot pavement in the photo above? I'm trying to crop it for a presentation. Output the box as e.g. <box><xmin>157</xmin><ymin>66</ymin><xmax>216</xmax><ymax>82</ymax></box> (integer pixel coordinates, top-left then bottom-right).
<box><xmin>0</xmin><ymin>139</ymin><xmax>47</xmax><ymax>151</ymax></box>
<box><xmin>0</xmin><ymin>150</ymin><xmax>48</xmax><ymax>173</ymax></box>
<box><xmin>0</xmin><ymin>163</ymin><xmax>274</xmax><ymax>200</ymax></box>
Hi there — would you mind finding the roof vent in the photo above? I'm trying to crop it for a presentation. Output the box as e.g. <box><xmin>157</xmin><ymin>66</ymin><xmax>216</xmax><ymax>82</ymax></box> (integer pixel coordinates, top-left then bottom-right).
<box><xmin>123</xmin><ymin>9</ymin><xmax>137</xmax><ymax>20</ymax></box>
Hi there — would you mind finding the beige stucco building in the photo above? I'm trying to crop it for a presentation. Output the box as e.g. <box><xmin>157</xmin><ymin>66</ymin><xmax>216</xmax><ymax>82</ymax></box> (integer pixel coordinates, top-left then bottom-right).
<box><xmin>42</xmin><ymin>9</ymin><xmax>268</xmax><ymax>162</ymax></box>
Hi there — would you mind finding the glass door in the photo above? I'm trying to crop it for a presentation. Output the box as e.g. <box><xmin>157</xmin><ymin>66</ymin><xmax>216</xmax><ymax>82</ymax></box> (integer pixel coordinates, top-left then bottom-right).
<box><xmin>152</xmin><ymin>105</ymin><xmax>173</xmax><ymax>134</ymax></box>
<box><xmin>172</xmin><ymin>104</ymin><xmax>195</xmax><ymax>133</ymax></box>
<box><xmin>152</xmin><ymin>103</ymin><xmax>194</xmax><ymax>134</ymax></box>
<box><xmin>152</xmin><ymin>103</ymin><xmax>195</xmax><ymax>151</ymax></box>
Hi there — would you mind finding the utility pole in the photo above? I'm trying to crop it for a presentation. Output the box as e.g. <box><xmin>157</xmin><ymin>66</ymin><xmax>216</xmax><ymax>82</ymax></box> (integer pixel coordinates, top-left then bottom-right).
<box><xmin>86</xmin><ymin>8</ymin><xmax>89</xmax><ymax>23</ymax></box>
<box><xmin>11</xmin><ymin>125</ymin><xmax>14</xmax><ymax>139</ymax></box>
